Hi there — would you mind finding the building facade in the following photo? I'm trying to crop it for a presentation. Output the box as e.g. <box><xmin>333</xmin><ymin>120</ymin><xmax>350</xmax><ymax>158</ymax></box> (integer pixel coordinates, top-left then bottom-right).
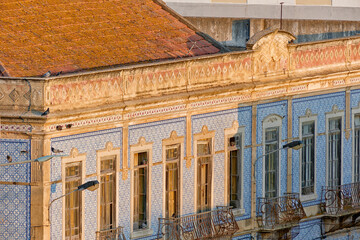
<box><xmin>2</xmin><ymin>1</ymin><xmax>360</xmax><ymax>240</ymax></box>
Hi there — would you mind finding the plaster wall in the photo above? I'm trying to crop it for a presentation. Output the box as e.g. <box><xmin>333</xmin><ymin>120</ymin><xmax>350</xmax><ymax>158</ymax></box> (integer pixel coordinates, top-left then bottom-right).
<box><xmin>186</xmin><ymin>17</ymin><xmax>360</xmax><ymax>45</ymax></box>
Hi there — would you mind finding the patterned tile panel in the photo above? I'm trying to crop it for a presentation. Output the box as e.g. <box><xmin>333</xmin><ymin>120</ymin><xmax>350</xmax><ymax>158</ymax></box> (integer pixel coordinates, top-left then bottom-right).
<box><xmin>129</xmin><ymin>117</ymin><xmax>186</xmax><ymax>237</ymax></box>
<box><xmin>50</xmin><ymin>128</ymin><xmax>122</xmax><ymax>240</ymax></box>
<box><xmin>0</xmin><ymin>139</ymin><xmax>31</xmax><ymax>240</ymax></box>
<box><xmin>294</xmin><ymin>219</ymin><xmax>322</xmax><ymax>240</ymax></box>
<box><xmin>256</xmin><ymin>101</ymin><xmax>288</xmax><ymax>198</ymax></box>
<box><xmin>192</xmin><ymin>107</ymin><xmax>252</xmax><ymax>220</ymax></box>
<box><xmin>292</xmin><ymin>92</ymin><xmax>346</xmax><ymax>206</ymax></box>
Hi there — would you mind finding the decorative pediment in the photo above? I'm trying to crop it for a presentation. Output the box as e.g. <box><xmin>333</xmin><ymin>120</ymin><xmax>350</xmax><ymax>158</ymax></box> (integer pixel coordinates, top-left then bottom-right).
<box><xmin>70</xmin><ymin>148</ymin><xmax>79</xmax><ymax>158</ymax></box>
<box><xmin>305</xmin><ymin>108</ymin><xmax>313</xmax><ymax>118</ymax></box>
<box><xmin>162</xmin><ymin>130</ymin><xmax>184</xmax><ymax>145</ymax></box>
<box><xmin>105</xmin><ymin>141</ymin><xmax>114</xmax><ymax>151</ymax></box>
<box><xmin>247</xmin><ymin>29</ymin><xmax>295</xmax><ymax>76</ymax></box>
<box><xmin>263</xmin><ymin>114</ymin><xmax>282</xmax><ymax>125</ymax></box>
<box><xmin>330</xmin><ymin>104</ymin><xmax>340</xmax><ymax>114</ymax></box>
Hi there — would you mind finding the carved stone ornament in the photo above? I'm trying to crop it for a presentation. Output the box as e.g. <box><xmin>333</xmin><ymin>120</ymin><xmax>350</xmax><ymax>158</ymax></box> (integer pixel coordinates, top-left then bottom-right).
<box><xmin>70</xmin><ymin>148</ymin><xmax>79</xmax><ymax>158</ymax></box>
<box><xmin>170</xmin><ymin>130</ymin><xmax>178</xmax><ymax>140</ymax></box>
<box><xmin>305</xmin><ymin>109</ymin><xmax>312</xmax><ymax>118</ymax></box>
<box><xmin>231</xmin><ymin>120</ymin><xmax>239</xmax><ymax>131</ymax></box>
<box><xmin>201</xmin><ymin>125</ymin><xmax>209</xmax><ymax>134</ymax></box>
<box><xmin>331</xmin><ymin>105</ymin><xmax>339</xmax><ymax>114</ymax></box>
<box><xmin>264</xmin><ymin>114</ymin><xmax>282</xmax><ymax>124</ymax></box>
<box><xmin>105</xmin><ymin>141</ymin><xmax>114</xmax><ymax>151</ymax></box>
<box><xmin>122</xmin><ymin>169</ymin><xmax>128</xmax><ymax>180</ymax></box>
<box><xmin>247</xmin><ymin>29</ymin><xmax>295</xmax><ymax>75</ymax></box>
<box><xmin>138</xmin><ymin>137</ymin><xmax>146</xmax><ymax>146</ymax></box>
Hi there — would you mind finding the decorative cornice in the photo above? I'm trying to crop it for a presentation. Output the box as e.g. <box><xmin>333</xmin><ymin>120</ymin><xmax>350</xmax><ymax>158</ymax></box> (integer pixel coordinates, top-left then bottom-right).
<box><xmin>0</xmin><ymin>124</ymin><xmax>32</xmax><ymax>132</ymax></box>
<box><xmin>47</xmin><ymin>115</ymin><xmax>122</xmax><ymax>131</ymax></box>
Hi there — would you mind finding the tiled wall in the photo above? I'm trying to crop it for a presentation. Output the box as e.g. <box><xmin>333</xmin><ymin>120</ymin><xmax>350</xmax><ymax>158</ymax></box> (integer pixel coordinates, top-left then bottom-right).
<box><xmin>50</xmin><ymin>128</ymin><xmax>122</xmax><ymax>240</ymax></box>
<box><xmin>44</xmin><ymin>89</ymin><xmax>360</xmax><ymax>239</ymax></box>
<box><xmin>292</xmin><ymin>92</ymin><xmax>346</xmax><ymax>207</ymax></box>
<box><xmin>256</xmin><ymin>101</ymin><xmax>288</xmax><ymax>198</ymax></box>
<box><xmin>0</xmin><ymin>139</ymin><xmax>31</xmax><ymax>239</ymax></box>
<box><xmin>192</xmin><ymin>107</ymin><xmax>252</xmax><ymax>220</ymax></box>
<box><xmin>128</xmin><ymin>117</ymin><xmax>186</xmax><ymax>237</ymax></box>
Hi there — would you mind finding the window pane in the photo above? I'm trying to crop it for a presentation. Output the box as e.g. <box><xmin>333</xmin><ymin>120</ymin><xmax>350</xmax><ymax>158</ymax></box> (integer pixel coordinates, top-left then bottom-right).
<box><xmin>133</xmin><ymin>152</ymin><xmax>148</xmax><ymax>230</ymax></box>
<box><xmin>265</xmin><ymin>127</ymin><xmax>279</xmax><ymax>198</ymax></box>
<box><xmin>228</xmin><ymin>134</ymin><xmax>241</xmax><ymax>209</ymax></box>
<box><xmin>100</xmin><ymin>156</ymin><xmax>116</xmax><ymax>230</ymax></box>
<box><xmin>328</xmin><ymin>118</ymin><xmax>341</xmax><ymax>187</ymax></box>
<box><xmin>65</xmin><ymin>163</ymin><xmax>81</xmax><ymax>239</ymax></box>
<box><xmin>301</xmin><ymin>121</ymin><xmax>315</xmax><ymax>195</ymax></box>
<box><xmin>197</xmin><ymin>139</ymin><xmax>212</xmax><ymax>212</ymax></box>
<box><xmin>355</xmin><ymin>115</ymin><xmax>360</xmax><ymax>182</ymax></box>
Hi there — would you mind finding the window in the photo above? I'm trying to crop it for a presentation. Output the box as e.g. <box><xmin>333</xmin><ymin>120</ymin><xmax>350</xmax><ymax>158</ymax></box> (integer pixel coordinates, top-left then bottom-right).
<box><xmin>100</xmin><ymin>157</ymin><xmax>116</xmax><ymax>230</ymax></box>
<box><xmin>354</xmin><ymin>115</ymin><xmax>360</xmax><ymax>182</ymax></box>
<box><xmin>65</xmin><ymin>162</ymin><xmax>82</xmax><ymax>240</ymax></box>
<box><xmin>165</xmin><ymin>144</ymin><xmax>180</xmax><ymax>218</ymax></box>
<box><xmin>301</xmin><ymin>121</ymin><xmax>315</xmax><ymax>195</ymax></box>
<box><xmin>133</xmin><ymin>151</ymin><xmax>148</xmax><ymax>230</ymax></box>
<box><xmin>265</xmin><ymin>127</ymin><xmax>279</xmax><ymax>198</ymax></box>
<box><xmin>96</xmin><ymin>142</ymin><xmax>120</xmax><ymax>234</ymax></box>
<box><xmin>327</xmin><ymin>117</ymin><xmax>342</xmax><ymax>187</ymax></box>
<box><xmin>228</xmin><ymin>135</ymin><xmax>241</xmax><ymax>209</ymax></box>
<box><xmin>197</xmin><ymin>138</ymin><xmax>212</xmax><ymax>213</ymax></box>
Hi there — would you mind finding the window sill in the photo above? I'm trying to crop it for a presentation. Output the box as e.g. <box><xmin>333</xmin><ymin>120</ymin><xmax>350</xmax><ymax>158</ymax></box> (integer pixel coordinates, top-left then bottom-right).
<box><xmin>131</xmin><ymin>228</ymin><xmax>153</xmax><ymax>239</ymax></box>
<box><xmin>232</xmin><ymin>208</ymin><xmax>245</xmax><ymax>217</ymax></box>
<box><xmin>300</xmin><ymin>193</ymin><xmax>318</xmax><ymax>202</ymax></box>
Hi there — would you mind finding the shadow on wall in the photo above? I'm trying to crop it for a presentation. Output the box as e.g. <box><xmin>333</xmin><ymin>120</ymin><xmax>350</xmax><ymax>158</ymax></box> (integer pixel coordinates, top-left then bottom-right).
<box><xmin>293</xmin><ymin>30</ymin><xmax>360</xmax><ymax>43</ymax></box>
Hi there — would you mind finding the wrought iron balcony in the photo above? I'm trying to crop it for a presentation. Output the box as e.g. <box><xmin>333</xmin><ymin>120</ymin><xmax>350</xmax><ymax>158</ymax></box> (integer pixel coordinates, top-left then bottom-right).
<box><xmin>256</xmin><ymin>193</ymin><xmax>306</xmax><ymax>230</ymax></box>
<box><xmin>321</xmin><ymin>182</ymin><xmax>360</xmax><ymax>215</ymax></box>
<box><xmin>157</xmin><ymin>206</ymin><xmax>239</xmax><ymax>239</ymax></box>
<box><xmin>95</xmin><ymin>226</ymin><xmax>126</xmax><ymax>240</ymax></box>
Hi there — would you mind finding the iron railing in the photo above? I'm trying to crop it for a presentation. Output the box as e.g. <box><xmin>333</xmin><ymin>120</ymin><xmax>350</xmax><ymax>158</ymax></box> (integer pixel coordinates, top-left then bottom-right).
<box><xmin>157</xmin><ymin>206</ymin><xmax>239</xmax><ymax>239</ymax></box>
<box><xmin>321</xmin><ymin>182</ymin><xmax>360</xmax><ymax>215</ymax></box>
<box><xmin>95</xmin><ymin>226</ymin><xmax>126</xmax><ymax>240</ymax></box>
<box><xmin>256</xmin><ymin>193</ymin><xmax>306</xmax><ymax>229</ymax></box>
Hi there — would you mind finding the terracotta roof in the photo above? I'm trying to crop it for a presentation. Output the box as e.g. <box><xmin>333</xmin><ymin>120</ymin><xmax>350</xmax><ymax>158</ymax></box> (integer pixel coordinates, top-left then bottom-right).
<box><xmin>0</xmin><ymin>0</ymin><xmax>221</xmax><ymax>77</ymax></box>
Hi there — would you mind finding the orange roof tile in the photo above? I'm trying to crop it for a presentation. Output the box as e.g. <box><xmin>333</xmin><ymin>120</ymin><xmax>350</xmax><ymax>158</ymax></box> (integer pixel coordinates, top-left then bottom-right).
<box><xmin>0</xmin><ymin>0</ymin><xmax>221</xmax><ymax>77</ymax></box>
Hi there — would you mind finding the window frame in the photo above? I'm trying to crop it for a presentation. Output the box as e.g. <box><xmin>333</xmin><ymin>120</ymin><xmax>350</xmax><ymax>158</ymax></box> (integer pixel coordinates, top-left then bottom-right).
<box><xmin>262</xmin><ymin>115</ymin><xmax>282</xmax><ymax>199</ymax></box>
<box><xmin>352</xmin><ymin>103</ymin><xmax>360</xmax><ymax>182</ymax></box>
<box><xmin>299</xmin><ymin>111</ymin><xmax>317</xmax><ymax>201</ymax></box>
<box><xmin>326</xmin><ymin>105</ymin><xmax>344</xmax><ymax>188</ymax></box>
<box><xmin>162</xmin><ymin>131</ymin><xmax>184</xmax><ymax>219</ymax></box>
<box><xmin>61</xmin><ymin>148</ymin><xmax>86</xmax><ymax>240</ymax></box>
<box><xmin>224</xmin><ymin>121</ymin><xmax>245</xmax><ymax>216</ymax></box>
<box><xmin>96</xmin><ymin>142</ymin><xmax>120</xmax><ymax>232</ymax></box>
<box><xmin>193</xmin><ymin>126</ymin><xmax>215</xmax><ymax>213</ymax></box>
<box><xmin>130</xmin><ymin>137</ymin><xmax>153</xmax><ymax>239</ymax></box>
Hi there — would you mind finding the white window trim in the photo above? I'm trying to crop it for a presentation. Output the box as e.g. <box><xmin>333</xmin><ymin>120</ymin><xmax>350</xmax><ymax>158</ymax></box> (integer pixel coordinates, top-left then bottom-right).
<box><xmin>262</xmin><ymin>114</ymin><xmax>282</xmax><ymax>198</ymax></box>
<box><xmin>162</xmin><ymin>131</ymin><xmax>184</xmax><ymax>219</ymax></box>
<box><xmin>61</xmin><ymin>148</ymin><xmax>86</xmax><ymax>240</ymax></box>
<box><xmin>352</xmin><ymin>102</ymin><xmax>360</xmax><ymax>182</ymax></box>
<box><xmin>224</xmin><ymin>120</ymin><xmax>245</xmax><ymax>216</ymax></box>
<box><xmin>193</xmin><ymin>125</ymin><xmax>215</xmax><ymax>213</ymax></box>
<box><xmin>325</xmin><ymin>105</ymin><xmax>344</xmax><ymax>187</ymax></box>
<box><xmin>96</xmin><ymin>142</ymin><xmax>120</xmax><ymax>232</ymax></box>
<box><xmin>299</xmin><ymin>109</ymin><xmax>318</xmax><ymax>202</ymax></box>
<box><xmin>130</xmin><ymin>137</ymin><xmax>153</xmax><ymax>239</ymax></box>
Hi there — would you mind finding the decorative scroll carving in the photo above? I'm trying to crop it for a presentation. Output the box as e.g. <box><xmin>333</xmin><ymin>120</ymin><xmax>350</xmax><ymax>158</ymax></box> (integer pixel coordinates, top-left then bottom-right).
<box><xmin>250</xmin><ymin>30</ymin><xmax>294</xmax><ymax>76</ymax></box>
<box><xmin>105</xmin><ymin>141</ymin><xmax>113</xmax><ymax>151</ymax></box>
<box><xmin>70</xmin><ymin>148</ymin><xmax>79</xmax><ymax>158</ymax></box>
